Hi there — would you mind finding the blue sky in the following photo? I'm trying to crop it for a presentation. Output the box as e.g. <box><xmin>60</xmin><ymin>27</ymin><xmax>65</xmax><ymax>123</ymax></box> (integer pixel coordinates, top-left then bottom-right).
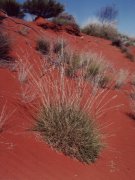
<box><xmin>18</xmin><ymin>0</ymin><xmax>135</xmax><ymax>37</ymax></box>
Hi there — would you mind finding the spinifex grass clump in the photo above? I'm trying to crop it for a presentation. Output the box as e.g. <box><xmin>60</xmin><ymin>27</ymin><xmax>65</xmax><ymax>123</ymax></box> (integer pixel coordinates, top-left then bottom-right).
<box><xmin>19</xmin><ymin>54</ymin><xmax>121</xmax><ymax>164</ymax></box>
<box><xmin>26</xmin><ymin>66</ymin><xmax>104</xmax><ymax>164</ymax></box>
<box><xmin>36</xmin><ymin>104</ymin><xmax>102</xmax><ymax>163</ymax></box>
<box><xmin>36</xmin><ymin>38</ymin><xmax>50</xmax><ymax>55</ymax></box>
<box><xmin>53</xmin><ymin>38</ymin><xmax>67</xmax><ymax>54</ymax></box>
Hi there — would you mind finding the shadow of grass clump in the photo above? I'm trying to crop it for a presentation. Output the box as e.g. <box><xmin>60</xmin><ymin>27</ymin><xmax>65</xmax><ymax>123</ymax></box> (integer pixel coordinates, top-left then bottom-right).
<box><xmin>35</xmin><ymin>104</ymin><xmax>102</xmax><ymax>164</ymax></box>
<box><xmin>0</xmin><ymin>31</ymin><xmax>14</xmax><ymax>65</ymax></box>
<box><xmin>126</xmin><ymin>112</ymin><xmax>135</xmax><ymax>121</ymax></box>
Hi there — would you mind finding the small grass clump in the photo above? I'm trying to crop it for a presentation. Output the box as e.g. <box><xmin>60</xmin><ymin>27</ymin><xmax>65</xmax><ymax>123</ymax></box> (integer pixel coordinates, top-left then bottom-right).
<box><xmin>112</xmin><ymin>39</ymin><xmax>122</xmax><ymax>48</ymax></box>
<box><xmin>36</xmin><ymin>38</ymin><xmax>50</xmax><ymax>55</ymax></box>
<box><xmin>18</xmin><ymin>53</ymin><xmax>122</xmax><ymax>164</ymax></box>
<box><xmin>65</xmin><ymin>53</ymin><xmax>82</xmax><ymax>77</ymax></box>
<box><xmin>99</xmin><ymin>75</ymin><xmax>111</xmax><ymax>88</ymax></box>
<box><xmin>18</xmin><ymin>27</ymin><xmax>29</xmax><ymax>36</ymax></box>
<box><xmin>126</xmin><ymin>51</ymin><xmax>135</xmax><ymax>62</ymax></box>
<box><xmin>0</xmin><ymin>31</ymin><xmax>13</xmax><ymax>64</ymax></box>
<box><xmin>114</xmin><ymin>69</ymin><xmax>128</xmax><ymax>89</ymax></box>
<box><xmin>85</xmin><ymin>62</ymin><xmax>101</xmax><ymax>78</ymax></box>
<box><xmin>131</xmin><ymin>74</ymin><xmax>135</xmax><ymax>86</ymax></box>
<box><xmin>53</xmin><ymin>39</ymin><xmax>67</xmax><ymax>54</ymax></box>
<box><xmin>35</xmin><ymin>104</ymin><xmax>102</xmax><ymax>164</ymax></box>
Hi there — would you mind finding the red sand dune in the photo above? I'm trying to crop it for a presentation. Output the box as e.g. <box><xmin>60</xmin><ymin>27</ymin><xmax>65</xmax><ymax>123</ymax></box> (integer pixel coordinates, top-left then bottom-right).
<box><xmin>0</xmin><ymin>16</ymin><xmax>135</xmax><ymax>180</ymax></box>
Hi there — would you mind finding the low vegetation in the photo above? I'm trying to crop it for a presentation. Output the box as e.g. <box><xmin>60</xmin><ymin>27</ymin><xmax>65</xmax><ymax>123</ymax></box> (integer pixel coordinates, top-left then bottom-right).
<box><xmin>36</xmin><ymin>104</ymin><xmax>102</xmax><ymax>163</ymax></box>
<box><xmin>82</xmin><ymin>23</ymin><xmax>118</xmax><ymax>41</ymax></box>
<box><xmin>36</xmin><ymin>38</ymin><xmax>50</xmax><ymax>55</ymax></box>
<box><xmin>131</xmin><ymin>74</ymin><xmax>135</xmax><ymax>86</ymax></box>
<box><xmin>0</xmin><ymin>102</ymin><xmax>15</xmax><ymax>133</ymax></box>
<box><xmin>129</xmin><ymin>87</ymin><xmax>135</xmax><ymax>119</ymax></box>
<box><xmin>126</xmin><ymin>51</ymin><xmax>135</xmax><ymax>62</ymax></box>
<box><xmin>98</xmin><ymin>75</ymin><xmax>111</xmax><ymax>88</ymax></box>
<box><xmin>0</xmin><ymin>31</ymin><xmax>13</xmax><ymax>64</ymax></box>
<box><xmin>16</xmin><ymin>34</ymin><xmax>122</xmax><ymax>163</ymax></box>
<box><xmin>52</xmin><ymin>12</ymin><xmax>76</xmax><ymax>26</ymax></box>
<box><xmin>112</xmin><ymin>37</ymin><xmax>135</xmax><ymax>62</ymax></box>
<box><xmin>0</xmin><ymin>103</ymin><xmax>7</xmax><ymax>132</ymax></box>
<box><xmin>19</xmin><ymin>53</ymin><xmax>122</xmax><ymax>163</ymax></box>
<box><xmin>18</xmin><ymin>27</ymin><xmax>29</xmax><ymax>36</ymax></box>
<box><xmin>114</xmin><ymin>69</ymin><xmax>128</xmax><ymax>89</ymax></box>
<box><xmin>53</xmin><ymin>38</ymin><xmax>67</xmax><ymax>54</ymax></box>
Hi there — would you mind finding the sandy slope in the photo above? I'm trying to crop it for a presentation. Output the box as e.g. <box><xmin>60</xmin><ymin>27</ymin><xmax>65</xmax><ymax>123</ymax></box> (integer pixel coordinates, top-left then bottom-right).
<box><xmin>0</xmin><ymin>16</ymin><xmax>135</xmax><ymax>180</ymax></box>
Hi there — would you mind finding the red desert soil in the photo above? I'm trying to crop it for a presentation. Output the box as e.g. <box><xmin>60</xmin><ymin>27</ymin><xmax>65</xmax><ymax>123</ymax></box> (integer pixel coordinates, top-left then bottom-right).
<box><xmin>0</xmin><ymin>16</ymin><xmax>135</xmax><ymax>180</ymax></box>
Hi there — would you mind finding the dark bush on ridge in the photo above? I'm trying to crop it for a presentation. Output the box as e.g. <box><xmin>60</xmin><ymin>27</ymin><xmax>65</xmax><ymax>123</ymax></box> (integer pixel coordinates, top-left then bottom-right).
<box><xmin>23</xmin><ymin>0</ymin><xmax>64</xmax><ymax>19</ymax></box>
<box><xmin>0</xmin><ymin>0</ymin><xmax>23</xmax><ymax>17</ymax></box>
<box><xmin>112</xmin><ymin>39</ymin><xmax>122</xmax><ymax>47</ymax></box>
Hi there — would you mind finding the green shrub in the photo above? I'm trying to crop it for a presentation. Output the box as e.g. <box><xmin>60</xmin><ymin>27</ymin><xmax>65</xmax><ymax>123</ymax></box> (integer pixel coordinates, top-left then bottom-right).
<box><xmin>36</xmin><ymin>38</ymin><xmax>50</xmax><ymax>55</ymax></box>
<box><xmin>52</xmin><ymin>13</ymin><xmax>80</xmax><ymax>36</ymax></box>
<box><xmin>35</xmin><ymin>104</ymin><xmax>102</xmax><ymax>164</ymax></box>
<box><xmin>53</xmin><ymin>12</ymin><xmax>76</xmax><ymax>25</ymax></box>
<box><xmin>0</xmin><ymin>0</ymin><xmax>23</xmax><ymax>17</ymax></box>
<box><xmin>53</xmin><ymin>17</ymin><xmax>70</xmax><ymax>26</ymax></box>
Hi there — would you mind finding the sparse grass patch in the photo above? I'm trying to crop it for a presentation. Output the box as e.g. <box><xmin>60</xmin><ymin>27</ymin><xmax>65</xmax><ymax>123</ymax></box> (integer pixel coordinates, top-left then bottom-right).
<box><xmin>129</xmin><ymin>87</ymin><xmax>135</xmax><ymax>119</ymax></box>
<box><xmin>17</xmin><ymin>59</ymin><xmax>32</xmax><ymax>83</ymax></box>
<box><xmin>53</xmin><ymin>17</ymin><xmax>71</xmax><ymax>26</ymax></box>
<box><xmin>84</xmin><ymin>53</ymin><xmax>110</xmax><ymax>85</ymax></box>
<box><xmin>0</xmin><ymin>102</ymin><xmax>15</xmax><ymax>133</ymax></box>
<box><xmin>18</xmin><ymin>27</ymin><xmax>29</xmax><ymax>36</ymax></box>
<box><xmin>120</xmin><ymin>45</ymin><xmax>128</xmax><ymax>53</ymax></box>
<box><xmin>85</xmin><ymin>62</ymin><xmax>101</xmax><ymax>78</ymax></box>
<box><xmin>36</xmin><ymin>38</ymin><xmax>50</xmax><ymax>55</ymax></box>
<box><xmin>99</xmin><ymin>75</ymin><xmax>111</xmax><ymax>88</ymax></box>
<box><xmin>114</xmin><ymin>69</ymin><xmax>128</xmax><ymax>89</ymax></box>
<box><xmin>57</xmin><ymin>49</ymin><xmax>111</xmax><ymax>87</ymax></box>
<box><xmin>64</xmin><ymin>53</ymin><xmax>82</xmax><ymax>77</ymax></box>
<box><xmin>125</xmin><ymin>51</ymin><xmax>135</xmax><ymax>62</ymax></box>
<box><xmin>131</xmin><ymin>74</ymin><xmax>135</xmax><ymax>86</ymax></box>
<box><xmin>52</xmin><ymin>12</ymin><xmax>76</xmax><ymax>26</ymax></box>
<box><xmin>53</xmin><ymin>38</ymin><xmax>67</xmax><ymax>54</ymax></box>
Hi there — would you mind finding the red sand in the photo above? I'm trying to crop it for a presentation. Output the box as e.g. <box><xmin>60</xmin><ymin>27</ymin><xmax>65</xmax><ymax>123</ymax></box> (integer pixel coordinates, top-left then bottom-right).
<box><xmin>0</xmin><ymin>16</ymin><xmax>135</xmax><ymax>180</ymax></box>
